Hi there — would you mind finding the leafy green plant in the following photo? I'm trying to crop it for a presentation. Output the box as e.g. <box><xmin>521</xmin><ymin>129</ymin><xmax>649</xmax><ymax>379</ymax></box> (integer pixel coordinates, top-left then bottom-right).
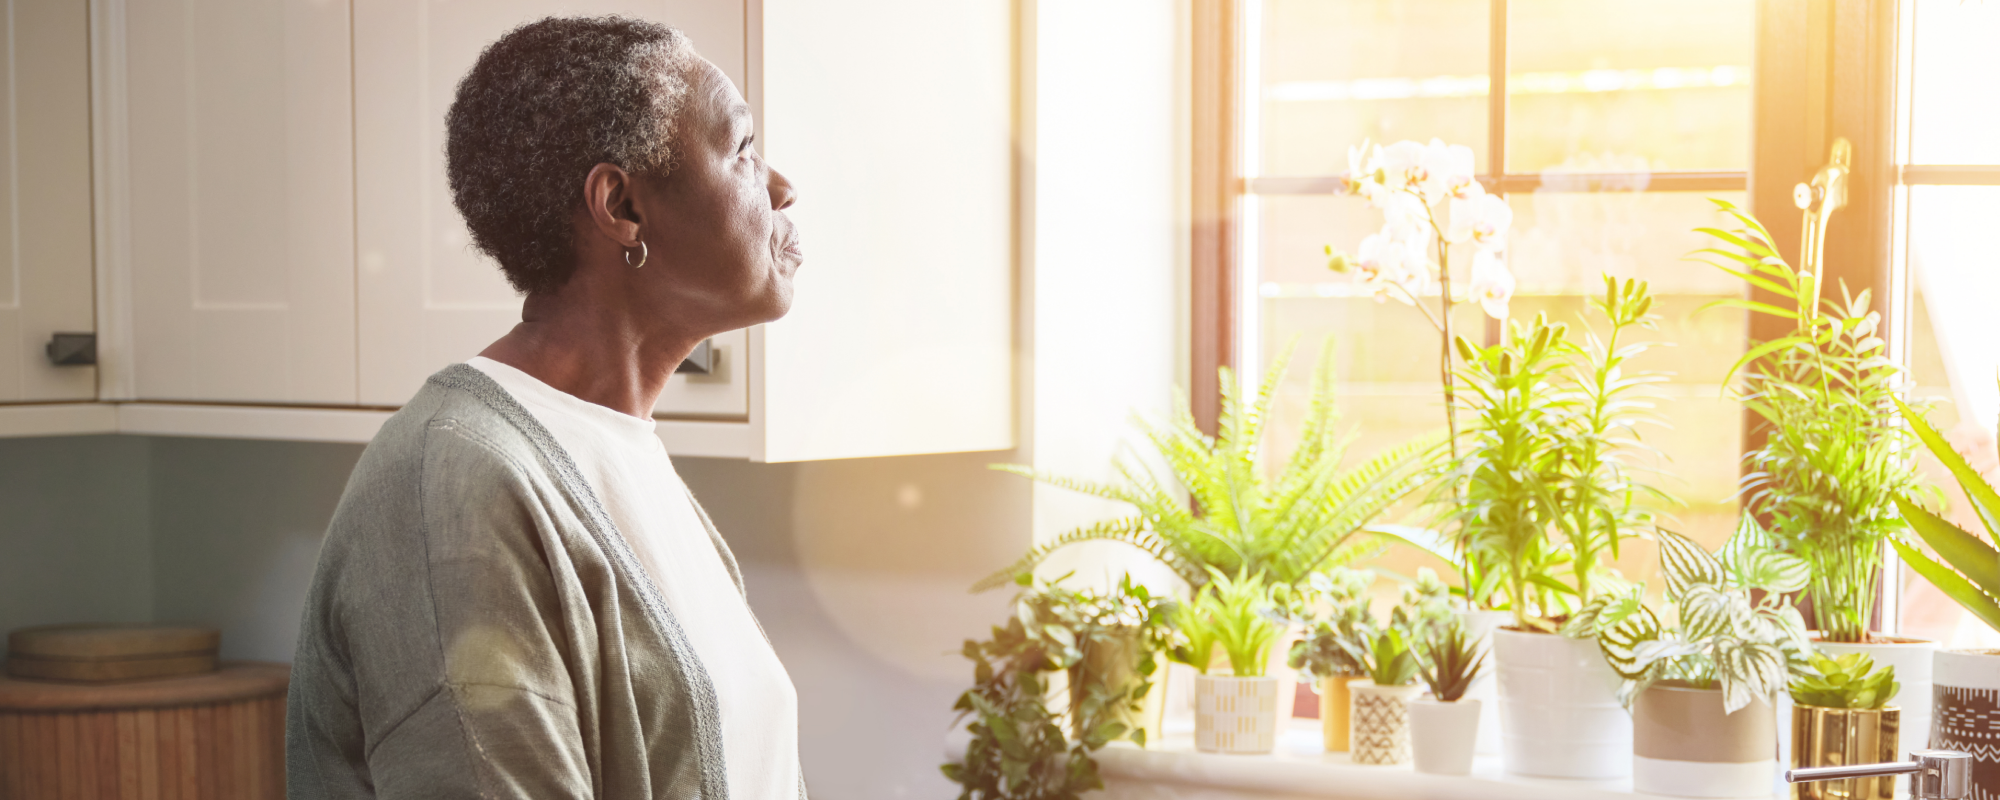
<box><xmin>1573</xmin><ymin>522</ymin><xmax>1812</xmax><ymax>712</ymax></box>
<box><xmin>1418</xmin><ymin>622</ymin><xmax>1487</xmax><ymax>702</ymax></box>
<box><xmin>975</xmin><ymin>342</ymin><xmax>1445</xmax><ymax>592</ymax></box>
<box><xmin>1290</xmin><ymin>567</ymin><xmax>1454</xmax><ymax>687</ymax></box>
<box><xmin>1284</xmin><ymin>567</ymin><xmax>1375</xmax><ymax>680</ymax></box>
<box><xmin>944</xmin><ymin>576</ymin><xmax>1168</xmax><ymax>800</ymax></box>
<box><xmin>1791</xmin><ymin>652</ymin><xmax>1899</xmax><ymax>710</ymax></box>
<box><xmin>1169</xmin><ymin>570</ymin><xmax>1282</xmax><ymax>677</ymax></box>
<box><xmin>1889</xmin><ymin>396</ymin><xmax>2000</xmax><ymax>633</ymax></box>
<box><xmin>1695</xmin><ymin>199</ymin><xmax>1930</xmax><ymax>643</ymax></box>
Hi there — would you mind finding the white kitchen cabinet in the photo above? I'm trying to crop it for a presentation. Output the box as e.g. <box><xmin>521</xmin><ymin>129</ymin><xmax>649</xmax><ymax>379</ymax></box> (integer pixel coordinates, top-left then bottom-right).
<box><xmin>118</xmin><ymin>0</ymin><xmax>357</xmax><ymax>404</ymax></box>
<box><xmin>0</xmin><ymin>0</ymin><xmax>96</xmax><ymax>403</ymax></box>
<box><xmin>353</xmin><ymin>0</ymin><xmax>1014</xmax><ymax>460</ymax></box>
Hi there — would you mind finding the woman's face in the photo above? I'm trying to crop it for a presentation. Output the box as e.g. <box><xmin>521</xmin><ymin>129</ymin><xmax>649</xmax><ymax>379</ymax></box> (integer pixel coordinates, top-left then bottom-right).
<box><xmin>632</xmin><ymin>56</ymin><xmax>799</xmax><ymax>335</ymax></box>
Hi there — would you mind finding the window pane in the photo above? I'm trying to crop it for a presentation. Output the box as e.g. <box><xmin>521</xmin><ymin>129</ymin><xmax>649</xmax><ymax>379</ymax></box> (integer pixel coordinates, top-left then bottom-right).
<box><xmin>1505</xmin><ymin>0</ymin><xmax>1753</xmax><ymax>174</ymax></box>
<box><xmin>1901</xmin><ymin>186</ymin><xmax>2000</xmax><ymax>648</ymax></box>
<box><xmin>1257</xmin><ymin>0</ymin><xmax>1489</xmax><ymax>177</ymax></box>
<box><xmin>1910</xmin><ymin>0</ymin><xmax>2000</xmax><ymax>165</ymax></box>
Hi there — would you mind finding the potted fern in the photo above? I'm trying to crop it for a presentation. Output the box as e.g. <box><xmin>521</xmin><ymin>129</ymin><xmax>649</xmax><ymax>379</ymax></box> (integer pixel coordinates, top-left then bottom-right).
<box><xmin>1697</xmin><ymin>200</ymin><xmax>1939</xmax><ymax>759</ymax></box>
<box><xmin>1889</xmin><ymin>397</ymin><xmax>2000</xmax><ymax>793</ymax></box>
<box><xmin>1172</xmin><ymin>570</ymin><xmax>1284</xmax><ymax>755</ymax></box>
<box><xmin>1790</xmin><ymin>653</ymin><xmax>1900</xmax><ymax>800</ymax></box>
<box><xmin>1410</xmin><ymin>623</ymin><xmax>1487</xmax><ymax>776</ymax></box>
<box><xmin>1450</xmin><ymin>276</ymin><xmax>1669</xmax><ymax>780</ymax></box>
<box><xmin>1574</xmin><ymin>525</ymin><xmax>1808</xmax><ymax>798</ymax></box>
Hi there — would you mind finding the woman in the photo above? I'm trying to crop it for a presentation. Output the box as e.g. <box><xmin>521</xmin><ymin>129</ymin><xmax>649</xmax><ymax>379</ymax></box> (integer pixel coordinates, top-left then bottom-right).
<box><xmin>286</xmin><ymin>17</ymin><xmax>805</xmax><ymax>799</ymax></box>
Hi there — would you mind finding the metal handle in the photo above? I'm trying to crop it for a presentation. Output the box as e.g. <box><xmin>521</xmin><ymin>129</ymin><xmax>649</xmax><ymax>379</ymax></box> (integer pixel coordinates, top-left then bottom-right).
<box><xmin>676</xmin><ymin>339</ymin><xmax>715</xmax><ymax>375</ymax></box>
<box><xmin>1786</xmin><ymin>750</ymin><xmax>1973</xmax><ymax>800</ymax></box>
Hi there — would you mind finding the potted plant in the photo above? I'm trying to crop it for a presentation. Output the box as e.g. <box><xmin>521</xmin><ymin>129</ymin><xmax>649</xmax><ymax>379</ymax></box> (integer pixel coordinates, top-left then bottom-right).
<box><xmin>1790</xmin><ymin>653</ymin><xmax>1900</xmax><ymax>800</ymax></box>
<box><xmin>1292</xmin><ymin>568</ymin><xmax>1453</xmax><ymax>764</ymax></box>
<box><xmin>1015</xmin><ymin>574</ymin><xmax>1174</xmax><ymax>749</ymax></box>
<box><xmin>1410</xmin><ymin>622</ymin><xmax>1487</xmax><ymax>775</ymax></box>
<box><xmin>1284</xmin><ymin>567</ymin><xmax>1374</xmax><ymax>751</ymax></box>
<box><xmin>1888</xmin><ymin>397</ymin><xmax>2000</xmax><ymax>794</ymax></box>
<box><xmin>1172</xmin><ymin>570</ymin><xmax>1284</xmax><ymax>755</ymax></box>
<box><xmin>1697</xmin><ymin>199</ymin><xmax>1938</xmax><ymax>757</ymax></box>
<box><xmin>944</xmin><ymin>576</ymin><xmax>1166</xmax><ymax>799</ymax></box>
<box><xmin>1448</xmin><ymin>276</ymin><xmax>1669</xmax><ymax>780</ymax></box>
<box><xmin>1574</xmin><ymin>526</ymin><xmax>1808</xmax><ymax>798</ymax></box>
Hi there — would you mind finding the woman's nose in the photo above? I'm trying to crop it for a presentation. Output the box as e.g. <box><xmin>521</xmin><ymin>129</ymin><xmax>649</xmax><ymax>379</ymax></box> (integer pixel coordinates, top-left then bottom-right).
<box><xmin>768</xmin><ymin>166</ymin><xmax>797</xmax><ymax>211</ymax></box>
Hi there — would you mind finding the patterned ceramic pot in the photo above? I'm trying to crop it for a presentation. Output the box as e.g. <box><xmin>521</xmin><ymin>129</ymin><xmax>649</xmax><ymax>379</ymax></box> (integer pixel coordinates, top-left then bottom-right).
<box><xmin>1932</xmin><ymin>649</ymin><xmax>2000</xmax><ymax>800</ymax></box>
<box><xmin>1632</xmin><ymin>680</ymin><xmax>1777</xmax><ymax>798</ymax></box>
<box><xmin>1194</xmin><ymin>674</ymin><xmax>1280</xmax><ymax>754</ymax></box>
<box><xmin>1348</xmin><ymin>680</ymin><xmax>1423</xmax><ymax>765</ymax></box>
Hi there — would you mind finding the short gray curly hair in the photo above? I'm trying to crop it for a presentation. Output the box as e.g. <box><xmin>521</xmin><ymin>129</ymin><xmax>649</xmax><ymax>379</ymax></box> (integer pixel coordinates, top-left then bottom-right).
<box><xmin>446</xmin><ymin>16</ymin><xmax>697</xmax><ymax>295</ymax></box>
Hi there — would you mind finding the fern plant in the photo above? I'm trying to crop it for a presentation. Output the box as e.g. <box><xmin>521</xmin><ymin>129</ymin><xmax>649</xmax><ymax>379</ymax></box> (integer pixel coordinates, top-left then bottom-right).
<box><xmin>1695</xmin><ymin>199</ymin><xmax>1929</xmax><ymax>643</ymax></box>
<box><xmin>975</xmin><ymin>342</ymin><xmax>1445</xmax><ymax>592</ymax></box>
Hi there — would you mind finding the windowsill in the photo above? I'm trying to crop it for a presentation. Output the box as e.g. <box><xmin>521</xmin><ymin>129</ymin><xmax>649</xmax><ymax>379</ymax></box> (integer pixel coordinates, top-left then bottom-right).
<box><xmin>1088</xmin><ymin>719</ymin><xmax>1785</xmax><ymax>800</ymax></box>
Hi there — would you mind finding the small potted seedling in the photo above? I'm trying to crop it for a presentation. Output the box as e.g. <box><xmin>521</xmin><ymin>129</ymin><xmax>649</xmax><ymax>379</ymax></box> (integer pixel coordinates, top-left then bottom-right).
<box><xmin>1172</xmin><ymin>570</ymin><xmax>1283</xmax><ymax>755</ymax></box>
<box><xmin>1410</xmin><ymin>622</ymin><xmax>1487</xmax><ymax>775</ymax></box>
<box><xmin>1790</xmin><ymin>653</ymin><xmax>1900</xmax><ymax>800</ymax></box>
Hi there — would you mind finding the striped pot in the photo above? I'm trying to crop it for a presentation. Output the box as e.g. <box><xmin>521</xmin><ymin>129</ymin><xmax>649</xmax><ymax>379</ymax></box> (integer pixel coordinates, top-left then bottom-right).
<box><xmin>1348</xmin><ymin>680</ymin><xmax>1422</xmax><ymax>765</ymax></box>
<box><xmin>1932</xmin><ymin>649</ymin><xmax>2000</xmax><ymax>800</ymax></box>
<box><xmin>1194</xmin><ymin>674</ymin><xmax>1280</xmax><ymax>754</ymax></box>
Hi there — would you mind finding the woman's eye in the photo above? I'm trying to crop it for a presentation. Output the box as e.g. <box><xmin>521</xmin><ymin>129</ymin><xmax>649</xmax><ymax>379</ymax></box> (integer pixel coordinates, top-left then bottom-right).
<box><xmin>739</xmin><ymin>136</ymin><xmax>755</xmax><ymax>155</ymax></box>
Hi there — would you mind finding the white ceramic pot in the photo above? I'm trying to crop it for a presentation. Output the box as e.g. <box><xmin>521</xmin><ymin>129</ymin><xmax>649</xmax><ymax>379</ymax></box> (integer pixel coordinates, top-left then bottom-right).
<box><xmin>1409</xmin><ymin>695</ymin><xmax>1481</xmax><ymax>775</ymax></box>
<box><xmin>1493</xmin><ymin>628</ymin><xmax>1631</xmax><ymax>778</ymax></box>
<box><xmin>1931</xmin><ymin>649</ymin><xmax>2000</xmax><ymax>799</ymax></box>
<box><xmin>1632</xmin><ymin>681</ymin><xmax>1777</xmax><ymax>798</ymax></box>
<box><xmin>1457</xmin><ymin>609</ymin><xmax>1511</xmax><ymax>756</ymax></box>
<box><xmin>1194</xmin><ymin>674</ymin><xmax>1281</xmax><ymax>754</ymax></box>
<box><xmin>1817</xmin><ymin>637</ymin><xmax>1935</xmax><ymax>760</ymax></box>
<box><xmin>1349</xmin><ymin>680</ymin><xmax>1423</xmax><ymax>765</ymax></box>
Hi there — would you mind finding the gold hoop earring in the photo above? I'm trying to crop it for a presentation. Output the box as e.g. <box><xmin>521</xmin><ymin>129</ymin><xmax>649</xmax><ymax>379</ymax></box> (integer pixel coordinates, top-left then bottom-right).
<box><xmin>625</xmin><ymin>241</ymin><xmax>648</xmax><ymax>269</ymax></box>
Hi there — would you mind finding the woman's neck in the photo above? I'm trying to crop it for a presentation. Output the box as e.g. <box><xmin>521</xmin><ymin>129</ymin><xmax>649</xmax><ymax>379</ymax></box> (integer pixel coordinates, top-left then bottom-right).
<box><xmin>476</xmin><ymin>272</ymin><xmax>704</xmax><ymax>419</ymax></box>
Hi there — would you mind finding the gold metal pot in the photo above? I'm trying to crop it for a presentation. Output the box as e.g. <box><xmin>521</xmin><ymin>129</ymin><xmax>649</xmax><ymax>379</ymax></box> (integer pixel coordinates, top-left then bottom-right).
<box><xmin>1319</xmin><ymin>675</ymin><xmax>1354</xmax><ymax>751</ymax></box>
<box><xmin>1792</xmin><ymin>705</ymin><xmax>1900</xmax><ymax>800</ymax></box>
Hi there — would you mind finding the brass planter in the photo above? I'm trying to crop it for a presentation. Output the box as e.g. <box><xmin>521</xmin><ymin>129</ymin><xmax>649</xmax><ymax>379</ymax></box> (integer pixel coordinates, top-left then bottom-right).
<box><xmin>1791</xmin><ymin>705</ymin><xmax>1900</xmax><ymax>800</ymax></box>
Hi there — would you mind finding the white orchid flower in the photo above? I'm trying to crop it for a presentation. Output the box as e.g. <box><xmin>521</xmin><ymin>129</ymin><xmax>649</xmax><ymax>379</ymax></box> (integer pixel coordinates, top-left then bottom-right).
<box><xmin>1444</xmin><ymin>181</ymin><xmax>1489</xmax><ymax>243</ymax></box>
<box><xmin>1380</xmin><ymin>191</ymin><xmax>1429</xmax><ymax>239</ymax></box>
<box><xmin>1418</xmin><ymin>139</ymin><xmax>1476</xmax><ymax>206</ymax></box>
<box><xmin>1466</xmin><ymin>193</ymin><xmax>1514</xmax><ymax>251</ymax></box>
<box><xmin>1377</xmin><ymin>140</ymin><xmax>1427</xmax><ymax>194</ymax></box>
<box><xmin>1341</xmin><ymin>141</ymin><xmax>1382</xmax><ymax>201</ymax></box>
<box><xmin>1470</xmin><ymin>249</ymin><xmax>1516</xmax><ymax>320</ymax></box>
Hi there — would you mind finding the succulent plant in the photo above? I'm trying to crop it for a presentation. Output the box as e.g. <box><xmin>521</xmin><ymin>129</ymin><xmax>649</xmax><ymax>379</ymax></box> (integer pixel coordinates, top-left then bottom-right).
<box><xmin>1790</xmin><ymin>652</ymin><xmax>1899</xmax><ymax>710</ymax></box>
<box><xmin>1418</xmin><ymin>623</ymin><xmax>1487</xmax><ymax>703</ymax></box>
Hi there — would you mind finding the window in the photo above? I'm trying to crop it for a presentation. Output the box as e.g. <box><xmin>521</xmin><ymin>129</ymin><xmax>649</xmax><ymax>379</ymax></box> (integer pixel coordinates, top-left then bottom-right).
<box><xmin>1228</xmin><ymin>0</ymin><xmax>1756</xmax><ymax>587</ymax></box>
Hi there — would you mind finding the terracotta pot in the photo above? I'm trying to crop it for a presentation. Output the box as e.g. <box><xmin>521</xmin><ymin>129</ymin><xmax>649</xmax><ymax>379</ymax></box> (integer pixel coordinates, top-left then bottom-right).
<box><xmin>1318</xmin><ymin>675</ymin><xmax>1357</xmax><ymax>752</ymax></box>
<box><xmin>1409</xmin><ymin>695</ymin><xmax>1481</xmax><ymax>775</ymax></box>
<box><xmin>1348</xmin><ymin>679</ymin><xmax>1423</xmax><ymax>765</ymax></box>
<box><xmin>1632</xmin><ymin>680</ymin><xmax>1777</xmax><ymax>798</ymax></box>
<box><xmin>1066</xmin><ymin>627</ymin><xmax>1167</xmax><ymax>747</ymax></box>
<box><xmin>1194</xmin><ymin>674</ymin><xmax>1281</xmax><ymax>754</ymax></box>
<box><xmin>1791</xmin><ymin>705</ymin><xmax>1899</xmax><ymax>800</ymax></box>
<box><xmin>1931</xmin><ymin>649</ymin><xmax>2000</xmax><ymax>799</ymax></box>
<box><xmin>1493</xmin><ymin>628</ymin><xmax>1631</xmax><ymax>778</ymax></box>
<box><xmin>1816</xmin><ymin>637</ymin><xmax>1935</xmax><ymax>759</ymax></box>
<box><xmin>1457</xmin><ymin>609</ymin><xmax>1511</xmax><ymax>756</ymax></box>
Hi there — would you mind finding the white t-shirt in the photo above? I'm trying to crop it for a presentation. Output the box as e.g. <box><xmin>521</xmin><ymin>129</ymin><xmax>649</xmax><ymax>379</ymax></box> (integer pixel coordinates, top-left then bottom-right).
<box><xmin>468</xmin><ymin>357</ymin><xmax>799</xmax><ymax>798</ymax></box>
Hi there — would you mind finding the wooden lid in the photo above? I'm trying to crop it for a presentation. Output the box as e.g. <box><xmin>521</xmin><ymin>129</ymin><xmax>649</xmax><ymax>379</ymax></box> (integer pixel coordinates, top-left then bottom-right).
<box><xmin>0</xmin><ymin>661</ymin><xmax>289</xmax><ymax>711</ymax></box>
<box><xmin>8</xmin><ymin>624</ymin><xmax>219</xmax><ymax>660</ymax></box>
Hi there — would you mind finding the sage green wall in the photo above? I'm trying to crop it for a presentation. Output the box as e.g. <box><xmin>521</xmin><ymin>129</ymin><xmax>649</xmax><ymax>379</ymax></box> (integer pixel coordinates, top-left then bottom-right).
<box><xmin>0</xmin><ymin>435</ymin><xmax>152</xmax><ymax>639</ymax></box>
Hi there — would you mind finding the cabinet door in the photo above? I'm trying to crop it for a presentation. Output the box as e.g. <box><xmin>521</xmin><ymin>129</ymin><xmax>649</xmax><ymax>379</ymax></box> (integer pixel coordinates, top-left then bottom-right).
<box><xmin>0</xmin><ymin>0</ymin><xmax>93</xmax><ymax>402</ymax></box>
<box><xmin>354</xmin><ymin>0</ymin><xmax>747</xmax><ymax>407</ymax></box>
<box><xmin>123</xmin><ymin>0</ymin><xmax>356</xmax><ymax>404</ymax></box>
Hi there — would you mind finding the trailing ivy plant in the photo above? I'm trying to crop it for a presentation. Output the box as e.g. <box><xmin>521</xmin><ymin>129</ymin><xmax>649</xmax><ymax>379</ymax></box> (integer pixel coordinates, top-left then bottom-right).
<box><xmin>1695</xmin><ymin>199</ymin><xmax>1931</xmax><ymax>643</ymax></box>
<box><xmin>975</xmin><ymin>341</ymin><xmax>1445</xmax><ymax>593</ymax></box>
<box><xmin>943</xmin><ymin>575</ymin><xmax>1170</xmax><ymax>800</ymax></box>
<box><xmin>1569</xmin><ymin>522</ymin><xmax>1812</xmax><ymax>712</ymax></box>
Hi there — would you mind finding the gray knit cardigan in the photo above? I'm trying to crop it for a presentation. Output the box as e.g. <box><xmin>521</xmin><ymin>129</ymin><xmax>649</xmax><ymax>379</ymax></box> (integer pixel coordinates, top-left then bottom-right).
<box><xmin>287</xmin><ymin>364</ymin><xmax>792</xmax><ymax>799</ymax></box>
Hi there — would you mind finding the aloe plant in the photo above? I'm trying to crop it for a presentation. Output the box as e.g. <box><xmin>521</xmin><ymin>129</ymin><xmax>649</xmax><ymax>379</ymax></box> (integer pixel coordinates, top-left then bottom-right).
<box><xmin>975</xmin><ymin>342</ymin><xmax>1445</xmax><ymax>592</ymax></box>
<box><xmin>1889</xmin><ymin>396</ymin><xmax>2000</xmax><ymax>633</ymax></box>
<box><xmin>1418</xmin><ymin>623</ymin><xmax>1487</xmax><ymax>702</ymax></box>
<box><xmin>1573</xmin><ymin>522</ymin><xmax>1812</xmax><ymax>712</ymax></box>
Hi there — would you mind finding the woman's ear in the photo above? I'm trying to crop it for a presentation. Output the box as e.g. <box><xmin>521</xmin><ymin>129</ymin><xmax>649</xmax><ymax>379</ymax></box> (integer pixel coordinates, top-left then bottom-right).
<box><xmin>582</xmin><ymin>163</ymin><xmax>643</xmax><ymax>248</ymax></box>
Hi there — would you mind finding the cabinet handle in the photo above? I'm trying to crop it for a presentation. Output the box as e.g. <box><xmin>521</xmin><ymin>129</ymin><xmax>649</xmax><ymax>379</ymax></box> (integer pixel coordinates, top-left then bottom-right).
<box><xmin>46</xmin><ymin>333</ymin><xmax>95</xmax><ymax>366</ymax></box>
<box><xmin>676</xmin><ymin>339</ymin><xmax>715</xmax><ymax>375</ymax></box>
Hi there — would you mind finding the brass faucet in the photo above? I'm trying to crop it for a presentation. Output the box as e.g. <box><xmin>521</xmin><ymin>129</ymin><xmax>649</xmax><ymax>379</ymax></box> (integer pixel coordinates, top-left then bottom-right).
<box><xmin>1786</xmin><ymin>749</ymin><xmax>1974</xmax><ymax>800</ymax></box>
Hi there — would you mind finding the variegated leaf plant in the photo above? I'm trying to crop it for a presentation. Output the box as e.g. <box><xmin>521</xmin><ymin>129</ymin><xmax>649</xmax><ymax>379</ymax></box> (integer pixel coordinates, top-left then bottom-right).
<box><xmin>1563</xmin><ymin>520</ymin><xmax>1812</xmax><ymax>713</ymax></box>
